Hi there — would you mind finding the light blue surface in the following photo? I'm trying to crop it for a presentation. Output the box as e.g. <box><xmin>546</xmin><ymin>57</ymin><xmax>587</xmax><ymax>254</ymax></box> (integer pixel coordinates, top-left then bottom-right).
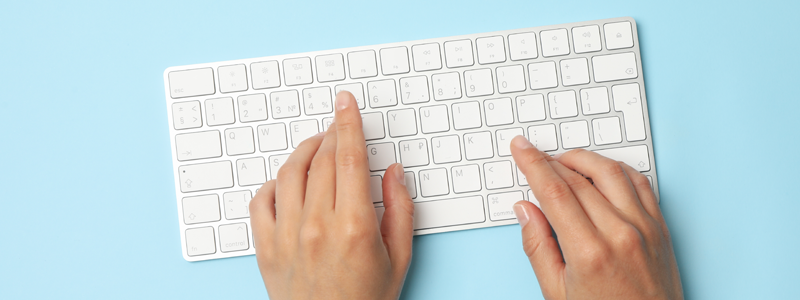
<box><xmin>1</xmin><ymin>0</ymin><xmax>799</xmax><ymax>299</ymax></box>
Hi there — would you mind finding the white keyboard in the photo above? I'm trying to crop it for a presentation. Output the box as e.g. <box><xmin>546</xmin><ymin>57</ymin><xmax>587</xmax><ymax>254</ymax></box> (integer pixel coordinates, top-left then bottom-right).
<box><xmin>163</xmin><ymin>17</ymin><xmax>660</xmax><ymax>261</ymax></box>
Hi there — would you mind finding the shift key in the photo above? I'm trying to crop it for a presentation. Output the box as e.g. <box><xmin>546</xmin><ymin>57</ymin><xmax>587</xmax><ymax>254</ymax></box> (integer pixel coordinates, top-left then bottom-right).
<box><xmin>179</xmin><ymin>161</ymin><xmax>234</xmax><ymax>192</ymax></box>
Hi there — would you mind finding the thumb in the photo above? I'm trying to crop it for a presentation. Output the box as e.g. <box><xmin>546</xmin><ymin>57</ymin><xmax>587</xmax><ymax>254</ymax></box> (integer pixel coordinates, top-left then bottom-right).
<box><xmin>514</xmin><ymin>200</ymin><xmax>566</xmax><ymax>300</ymax></box>
<box><xmin>380</xmin><ymin>163</ymin><xmax>415</xmax><ymax>268</ymax></box>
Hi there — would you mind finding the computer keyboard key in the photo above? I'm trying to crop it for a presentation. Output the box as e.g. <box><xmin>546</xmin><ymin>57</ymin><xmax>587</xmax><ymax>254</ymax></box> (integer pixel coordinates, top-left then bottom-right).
<box><xmin>322</xmin><ymin>117</ymin><xmax>334</xmax><ymax>131</ymax></box>
<box><xmin>452</xmin><ymin>101</ymin><xmax>482</xmax><ymax>130</ymax></box>
<box><xmin>540</xmin><ymin>29</ymin><xmax>570</xmax><ymax>57</ymax></box>
<box><xmin>182</xmin><ymin>194</ymin><xmax>221</xmax><ymax>225</ymax></box>
<box><xmin>527</xmin><ymin>189</ymin><xmax>541</xmax><ymax>207</ymax></box>
<box><xmin>268</xmin><ymin>154</ymin><xmax>290</xmax><ymax>179</ymax></box>
<box><xmin>420</xmin><ymin>105</ymin><xmax>449</xmax><ymax>134</ymax></box>
<box><xmin>451</xmin><ymin>164</ymin><xmax>481</xmax><ymax>194</ymax></box>
<box><xmin>361</xmin><ymin>112</ymin><xmax>386</xmax><ymax>140</ymax></box>
<box><xmin>179</xmin><ymin>161</ymin><xmax>234</xmax><ymax>193</ymax></box>
<box><xmin>367</xmin><ymin>79</ymin><xmax>398</xmax><ymax>108</ymax></box>
<box><xmin>496</xmin><ymin>128</ymin><xmax>523</xmax><ymax>157</ymax></box>
<box><xmin>224</xmin><ymin>127</ymin><xmax>255</xmax><ymax>156</ymax></box>
<box><xmin>236</xmin><ymin>157</ymin><xmax>267</xmax><ymax>186</ymax></box>
<box><xmin>413</xmin><ymin>196</ymin><xmax>485</xmax><ymax>230</ymax></box>
<box><xmin>476</xmin><ymin>36</ymin><xmax>506</xmax><ymax>64</ymax></box>
<box><xmin>560</xmin><ymin>57</ymin><xmax>590</xmax><ymax>86</ymax></box>
<box><xmin>548</xmin><ymin>90</ymin><xmax>578</xmax><ymax>119</ymax></box>
<box><xmin>348</xmin><ymin>50</ymin><xmax>379</xmax><ymax>79</ymax></box>
<box><xmin>176</xmin><ymin>131</ymin><xmax>222</xmax><ymax>161</ymax></box>
<box><xmin>218</xmin><ymin>64</ymin><xmax>248</xmax><ymax>93</ymax></box>
<box><xmin>560</xmin><ymin>120</ymin><xmax>591</xmax><ymax>149</ymax></box>
<box><xmin>508</xmin><ymin>32</ymin><xmax>538</xmax><ymax>61</ymax></box>
<box><xmin>399</xmin><ymin>138</ymin><xmax>429</xmax><ymax>167</ymax></box>
<box><xmin>370</xmin><ymin>175</ymin><xmax>383</xmax><ymax>203</ymax></box>
<box><xmin>168</xmin><ymin>68</ymin><xmax>215</xmax><ymax>99</ymax></box>
<box><xmin>496</xmin><ymin>65</ymin><xmax>526</xmax><ymax>94</ymax></box>
<box><xmin>488</xmin><ymin>190</ymin><xmax>524</xmax><ymax>221</ymax></box>
<box><xmin>484</xmin><ymin>160</ymin><xmax>514</xmax><ymax>190</ymax></box>
<box><xmin>400</xmin><ymin>75</ymin><xmax>430</xmax><ymax>104</ymax></box>
<box><xmin>464</xmin><ymin>68</ymin><xmax>494</xmax><ymax>97</ymax></box>
<box><xmin>283</xmin><ymin>57</ymin><xmax>313</xmax><ymax>86</ymax></box>
<box><xmin>443</xmin><ymin>39</ymin><xmax>474</xmax><ymax>68</ymax></box>
<box><xmin>594</xmin><ymin>145</ymin><xmax>650</xmax><ymax>172</ymax></box>
<box><xmin>290</xmin><ymin>119</ymin><xmax>319</xmax><ymax>148</ymax></box>
<box><xmin>528</xmin><ymin>61</ymin><xmax>558</xmax><ymax>90</ymax></box>
<box><xmin>367</xmin><ymin>142</ymin><xmax>397</xmax><ymax>171</ymax></box>
<box><xmin>612</xmin><ymin>83</ymin><xmax>646</xmax><ymax>141</ymax></box>
<box><xmin>412</xmin><ymin>43</ymin><xmax>442</xmax><ymax>71</ymax></box>
<box><xmin>303</xmin><ymin>86</ymin><xmax>333</xmax><ymax>115</ymax></box>
<box><xmin>375</xmin><ymin>206</ymin><xmax>386</xmax><ymax>224</ymax></box>
<box><xmin>251</xmin><ymin>61</ymin><xmax>281</xmax><ymax>89</ymax></box>
<box><xmin>380</xmin><ymin>46</ymin><xmax>410</xmax><ymax>75</ymax></box>
<box><xmin>592</xmin><ymin>52</ymin><xmax>638</xmax><ymax>82</ymax></box>
<box><xmin>205</xmin><ymin>97</ymin><xmax>235</xmax><ymax>126</ymax></box>
<box><xmin>484</xmin><ymin>97</ymin><xmax>514</xmax><ymax>126</ymax></box>
<box><xmin>604</xmin><ymin>21</ymin><xmax>634</xmax><ymax>50</ymax></box>
<box><xmin>172</xmin><ymin>101</ymin><xmax>202</xmax><ymax>130</ymax></box>
<box><xmin>464</xmin><ymin>131</ymin><xmax>494</xmax><ymax>160</ymax></box>
<box><xmin>219</xmin><ymin>223</ymin><xmax>250</xmax><ymax>253</ymax></box>
<box><xmin>404</xmin><ymin>172</ymin><xmax>418</xmax><ymax>199</ymax></box>
<box><xmin>388</xmin><ymin>109</ymin><xmax>418</xmax><ymax>137</ymax></box>
<box><xmin>335</xmin><ymin>83</ymin><xmax>366</xmax><ymax>109</ymax></box>
<box><xmin>270</xmin><ymin>90</ymin><xmax>301</xmax><ymax>119</ymax></box>
<box><xmin>257</xmin><ymin>123</ymin><xmax>288</xmax><ymax>152</ymax></box>
<box><xmin>237</xmin><ymin>94</ymin><xmax>268</xmax><ymax>123</ymax></box>
<box><xmin>186</xmin><ymin>227</ymin><xmax>216</xmax><ymax>256</ymax></box>
<box><xmin>516</xmin><ymin>94</ymin><xmax>546</xmax><ymax>122</ymax></box>
<box><xmin>517</xmin><ymin>165</ymin><xmax>528</xmax><ymax>186</ymax></box>
<box><xmin>528</xmin><ymin>124</ymin><xmax>558</xmax><ymax>151</ymax></box>
<box><xmin>580</xmin><ymin>86</ymin><xmax>610</xmax><ymax>115</ymax></box>
<box><xmin>592</xmin><ymin>117</ymin><xmax>623</xmax><ymax>145</ymax></box>
<box><xmin>419</xmin><ymin>168</ymin><xmax>449</xmax><ymax>197</ymax></box>
<box><xmin>223</xmin><ymin>190</ymin><xmax>251</xmax><ymax>219</ymax></box>
<box><xmin>431</xmin><ymin>135</ymin><xmax>462</xmax><ymax>164</ymax></box>
<box><xmin>432</xmin><ymin>72</ymin><xmax>462</xmax><ymax>101</ymax></box>
<box><xmin>571</xmin><ymin>25</ymin><xmax>601</xmax><ymax>54</ymax></box>
<box><xmin>315</xmin><ymin>54</ymin><xmax>346</xmax><ymax>83</ymax></box>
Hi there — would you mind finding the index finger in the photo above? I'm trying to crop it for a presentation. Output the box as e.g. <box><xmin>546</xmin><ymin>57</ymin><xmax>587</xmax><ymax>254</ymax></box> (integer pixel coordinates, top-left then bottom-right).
<box><xmin>333</xmin><ymin>91</ymin><xmax>373</xmax><ymax>214</ymax></box>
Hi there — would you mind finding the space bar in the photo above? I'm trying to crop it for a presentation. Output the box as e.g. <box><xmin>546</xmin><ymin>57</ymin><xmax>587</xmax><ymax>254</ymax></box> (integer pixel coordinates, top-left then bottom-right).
<box><xmin>414</xmin><ymin>196</ymin><xmax>486</xmax><ymax>230</ymax></box>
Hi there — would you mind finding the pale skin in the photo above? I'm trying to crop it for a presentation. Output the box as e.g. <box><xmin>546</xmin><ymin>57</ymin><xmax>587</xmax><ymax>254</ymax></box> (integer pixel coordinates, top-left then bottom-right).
<box><xmin>249</xmin><ymin>91</ymin><xmax>683</xmax><ymax>300</ymax></box>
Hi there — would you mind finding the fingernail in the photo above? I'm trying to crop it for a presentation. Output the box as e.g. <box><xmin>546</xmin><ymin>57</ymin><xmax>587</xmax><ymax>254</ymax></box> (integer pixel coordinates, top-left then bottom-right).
<box><xmin>511</xmin><ymin>135</ymin><xmax>533</xmax><ymax>150</ymax></box>
<box><xmin>336</xmin><ymin>92</ymin><xmax>353</xmax><ymax>111</ymax></box>
<box><xmin>394</xmin><ymin>163</ymin><xmax>406</xmax><ymax>186</ymax></box>
<box><xmin>513</xmin><ymin>203</ymin><xmax>529</xmax><ymax>227</ymax></box>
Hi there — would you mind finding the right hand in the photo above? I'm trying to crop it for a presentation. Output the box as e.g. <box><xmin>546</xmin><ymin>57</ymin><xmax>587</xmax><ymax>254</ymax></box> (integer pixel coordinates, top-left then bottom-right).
<box><xmin>510</xmin><ymin>136</ymin><xmax>683</xmax><ymax>300</ymax></box>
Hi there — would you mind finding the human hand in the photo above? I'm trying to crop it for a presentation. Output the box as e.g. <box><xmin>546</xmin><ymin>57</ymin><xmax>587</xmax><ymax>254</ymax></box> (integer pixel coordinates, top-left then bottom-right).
<box><xmin>249</xmin><ymin>91</ymin><xmax>415</xmax><ymax>300</ymax></box>
<box><xmin>510</xmin><ymin>136</ymin><xmax>683</xmax><ymax>300</ymax></box>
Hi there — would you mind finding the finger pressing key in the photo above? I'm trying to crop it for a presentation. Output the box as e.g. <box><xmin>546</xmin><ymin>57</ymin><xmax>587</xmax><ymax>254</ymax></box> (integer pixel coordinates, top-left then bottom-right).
<box><xmin>333</xmin><ymin>91</ymin><xmax>372</xmax><ymax>214</ymax></box>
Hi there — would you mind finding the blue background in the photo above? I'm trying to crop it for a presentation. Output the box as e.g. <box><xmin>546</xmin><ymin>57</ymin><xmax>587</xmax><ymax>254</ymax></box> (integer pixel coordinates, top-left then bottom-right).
<box><xmin>1</xmin><ymin>0</ymin><xmax>798</xmax><ymax>299</ymax></box>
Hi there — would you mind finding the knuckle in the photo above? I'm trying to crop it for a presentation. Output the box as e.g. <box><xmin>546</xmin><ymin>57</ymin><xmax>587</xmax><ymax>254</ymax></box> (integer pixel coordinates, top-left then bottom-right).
<box><xmin>599</xmin><ymin>160</ymin><xmax>627</xmax><ymax>178</ymax></box>
<box><xmin>276</xmin><ymin>162</ymin><xmax>299</xmax><ymax>180</ymax></box>
<box><xmin>613</xmin><ymin>224</ymin><xmax>645</xmax><ymax>253</ymax></box>
<box><xmin>578</xmin><ymin>242</ymin><xmax>611</xmax><ymax>272</ymax></box>
<box><xmin>340</xmin><ymin>220</ymin><xmax>371</xmax><ymax>242</ymax></box>
<box><xmin>337</xmin><ymin>150</ymin><xmax>367</xmax><ymax>169</ymax></box>
<box><xmin>299</xmin><ymin>222</ymin><xmax>325</xmax><ymax>246</ymax></box>
<box><xmin>520</xmin><ymin>150</ymin><xmax>549</xmax><ymax>167</ymax></box>
<box><xmin>540</xmin><ymin>180</ymin><xmax>573</xmax><ymax>201</ymax></box>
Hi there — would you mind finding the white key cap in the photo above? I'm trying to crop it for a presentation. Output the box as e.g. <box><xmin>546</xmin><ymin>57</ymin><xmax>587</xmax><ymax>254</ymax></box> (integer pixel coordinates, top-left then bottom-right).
<box><xmin>516</xmin><ymin>94</ymin><xmax>546</xmax><ymax>122</ymax></box>
<box><xmin>419</xmin><ymin>168</ymin><xmax>449</xmax><ymax>197</ymax></box>
<box><xmin>451</xmin><ymin>164</ymin><xmax>481</xmax><ymax>194</ymax></box>
<box><xmin>592</xmin><ymin>52</ymin><xmax>638</xmax><ymax>82</ymax></box>
<box><xmin>400</xmin><ymin>76</ymin><xmax>430</xmax><ymax>104</ymax></box>
<box><xmin>484</xmin><ymin>97</ymin><xmax>514</xmax><ymax>126</ymax></box>
<box><xmin>257</xmin><ymin>123</ymin><xmax>288</xmax><ymax>152</ymax></box>
<box><xmin>464</xmin><ymin>131</ymin><xmax>494</xmax><ymax>160</ymax></box>
<box><xmin>270</xmin><ymin>90</ymin><xmax>301</xmax><ymax>119</ymax></box>
<box><xmin>322</xmin><ymin>117</ymin><xmax>334</xmax><ymax>131</ymax></box>
<box><xmin>380</xmin><ymin>46</ymin><xmax>410</xmax><ymax>75</ymax></box>
<box><xmin>268</xmin><ymin>154</ymin><xmax>290</xmax><ymax>179</ymax></box>
<box><xmin>186</xmin><ymin>227</ymin><xmax>216</xmax><ymax>256</ymax></box>
<box><xmin>560</xmin><ymin>120</ymin><xmax>590</xmax><ymax>149</ymax></box>
<box><xmin>290</xmin><ymin>119</ymin><xmax>319</xmax><ymax>148</ymax></box>
<box><xmin>370</xmin><ymin>175</ymin><xmax>383</xmax><ymax>203</ymax></box>
<box><xmin>496</xmin><ymin>65</ymin><xmax>526</xmax><ymax>93</ymax></box>
<box><xmin>488</xmin><ymin>191</ymin><xmax>524</xmax><ymax>221</ymax></box>
<box><xmin>411</xmin><ymin>43</ymin><xmax>442</xmax><ymax>71</ymax></box>
<box><xmin>303</xmin><ymin>86</ymin><xmax>333</xmax><ymax>115</ymax></box>
<box><xmin>592</xmin><ymin>117</ymin><xmax>623</xmax><ymax>145</ymax></box>
<box><xmin>179</xmin><ymin>161</ymin><xmax>234</xmax><ymax>192</ymax></box>
<box><xmin>571</xmin><ymin>25</ymin><xmax>601</xmax><ymax>53</ymax></box>
<box><xmin>612</xmin><ymin>83</ymin><xmax>646</xmax><ymax>141</ymax></box>
<box><xmin>218</xmin><ymin>64</ymin><xmax>248</xmax><ymax>93</ymax></box>
<box><xmin>540</xmin><ymin>28</ymin><xmax>570</xmax><ymax>57</ymax></box>
<box><xmin>508</xmin><ymin>32</ymin><xmax>538</xmax><ymax>61</ymax></box>
<box><xmin>219</xmin><ymin>223</ymin><xmax>249</xmax><ymax>252</ymax></box>
<box><xmin>375</xmin><ymin>206</ymin><xmax>386</xmax><ymax>224</ymax></box>
<box><xmin>251</xmin><ymin>61</ymin><xmax>281</xmax><ymax>89</ymax></box>
<box><xmin>527</xmin><ymin>189</ymin><xmax>540</xmax><ymax>207</ymax></box>
<box><xmin>432</xmin><ymin>72</ymin><xmax>462</xmax><ymax>101</ymax></box>
<box><xmin>367</xmin><ymin>79</ymin><xmax>398</xmax><ymax>108</ymax></box>
<box><xmin>476</xmin><ymin>36</ymin><xmax>506</xmax><ymax>64</ymax></box>
<box><xmin>548</xmin><ymin>90</ymin><xmax>578</xmax><ymax>119</ymax></box>
<box><xmin>444</xmin><ymin>39</ymin><xmax>474</xmax><ymax>68</ymax></box>
<box><xmin>528</xmin><ymin>61</ymin><xmax>558</xmax><ymax>90</ymax></box>
<box><xmin>484</xmin><ymin>160</ymin><xmax>513</xmax><ymax>190</ymax></box>
<box><xmin>420</xmin><ymin>105</ymin><xmax>450</xmax><ymax>134</ymax></box>
<box><xmin>182</xmin><ymin>194</ymin><xmax>221</xmax><ymax>224</ymax></box>
<box><xmin>414</xmin><ymin>196</ymin><xmax>485</xmax><ymax>229</ymax></box>
<box><xmin>223</xmin><ymin>190</ymin><xmax>251</xmax><ymax>219</ymax></box>
<box><xmin>224</xmin><ymin>127</ymin><xmax>255</xmax><ymax>155</ymax></box>
<box><xmin>452</xmin><ymin>101</ymin><xmax>482</xmax><ymax>130</ymax></box>
<box><xmin>205</xmin><ymin>97</ymin><xmax>235</xmax><ymax>126</ymax></box>
<box><xmin>399</xmin><ymin>138</ymin><xmax>429</xmax><ymax>167</ymax></box>
<box><xmin>176</xmin><ymin>131</ymin><xmax>222</xmax><ymax>161</ymax></box>
<box><xmin>238</xmin><ymin>94</ymin><xmax>268</xmax><ymax>122</ymax></box>
<box><xmin>348</xmin><ymin>50</ymin><xmax>378</xmax><ymax>79</ymax></box>
<box><xmin>431</xmin><ymin>135</ymin><xmax>462</xmax><ymax>164</ymax></box>
<box><xmin>464</xmin><ymin>68</ymin><xmax>494</xmax><ymax>97</ymax></box>
<box><xmin>335</xmin><ymin>83</ymin><xmax>366</xmax><ymax>109</ymax></box>
<box><xmin>315</xmin><ymin>53</ymin><xmax>346</xmax><ymax>82</ymax></box>
<box><xmin>367</xmin><ymin>142</ymin><xmax>397</xmax><ymax>171</ymax></box>
<box><xmin>172</xmin><ymin>101</ymin><xmax>202</xmax><ymax>130</ymax></box>
<box><xmin>517</xmin><ymin>166</ymin><xmax>528</xmax><ymax>186</ymax></box>
<box><xmin>496</xmin><ymin>128</ymin><xmax>523</xmax><ymax>157</ymax></box>
<box><xmin>604</xmin><ymin>21</ymin><xmax>634</xmax><ymax>50</ymax></box>
<box><xmin>361</xmin><ymin>112</ymin><xmax>386</xmax><ymax>140</ymax></box>
<box><xmin>560</xmin><ymin>57</ymin><xmax>590</xmax><ymax>86</ymax></box>
<box><xmin>580</xmin><ymin>87</ymin><xmax>610</xmax><ymax>115</ymax></box>
<box><xmin>404</xmin><ymin>172</ymin><xmax>418</xmax><ymax>199</ymax></box>
<box><xmin>528</xmin><ymin>124</ymin><xmax>558</xmax><ymax>151</ymax></box>
<box><xmin>283</xmin><ymin>57</ymin><xmax>313</xmax><ymax>86</ymax></box>
<box><xmin>594</xmin><ymin>145</ymin><xmax>650</xmax><ymax>172</ymax></box>
<box><xmin>387</xmin><ymin>109</ymin><xmax>418</xmax><ymax>137</ymax></box>
<box><xmin>169</xmin><ymin>68</ymin><xmax>215</xmax><ymax>99</ymax></box>
<box><xmin>237</xmin><ymin>157</ymin><xmax>267</xmax><ymax>186</ymax></box>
